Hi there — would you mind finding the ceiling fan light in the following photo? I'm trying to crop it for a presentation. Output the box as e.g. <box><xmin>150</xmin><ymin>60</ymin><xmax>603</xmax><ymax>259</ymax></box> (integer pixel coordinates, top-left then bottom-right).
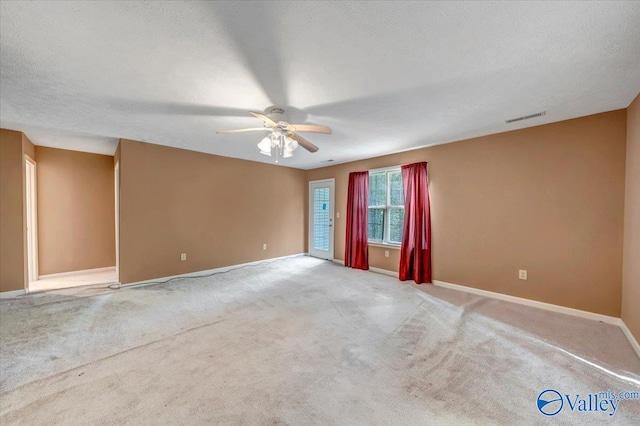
<box><xmin>257</xmin><ymin>137</ymin><xmax>272</xmax><ymax>154</ymax></box>
<box><xmin>283</xmin><ymin>149</ymin><xmax>294</xmax><ymax>158</ymax></box>
<box><xmin>285</xmin><ymin>137</ymin><xmax>298</xmax><ymax>151</ymax></box>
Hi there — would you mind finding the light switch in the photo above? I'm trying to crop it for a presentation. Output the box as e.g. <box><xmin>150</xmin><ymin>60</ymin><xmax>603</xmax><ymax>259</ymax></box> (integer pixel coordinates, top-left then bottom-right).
<box><xmin>181</xmin><ymin>253</ymin><xmax>187</xmax><ymax>261</ymax></box>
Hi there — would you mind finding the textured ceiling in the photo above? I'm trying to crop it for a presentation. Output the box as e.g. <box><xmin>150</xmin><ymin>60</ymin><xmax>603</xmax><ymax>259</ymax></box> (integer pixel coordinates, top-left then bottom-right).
<box><xmin>1</xmin><ymin>1</ymin><xmax>639</xmax><ymax>169</ymax></box>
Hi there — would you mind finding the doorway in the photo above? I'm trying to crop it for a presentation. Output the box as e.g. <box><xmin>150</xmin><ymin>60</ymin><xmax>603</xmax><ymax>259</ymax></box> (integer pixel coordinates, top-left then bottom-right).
<box><xmin>25</xmin><ymin>156</ymin><xmax>38</xmax><ymax>288</ymax></box>
<box><xmin>26</xmin><ymin>150</ymin><xmax>119</xmax><ymax>293</ymax></box>
<box><xmin>309</xmin><ymin>179</ymin><xmax>335</xmax><ymax>260</ymax></box>
<box><xmin>114</xmin><ymin>161</ymin><xmax>120</xmax><ymax>282</ymax></box>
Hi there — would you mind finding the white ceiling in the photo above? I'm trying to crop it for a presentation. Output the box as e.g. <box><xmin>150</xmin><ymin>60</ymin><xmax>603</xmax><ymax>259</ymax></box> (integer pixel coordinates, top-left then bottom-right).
<box><xmin>1</xmin><ymin>1</ymin><xmax>639</xmax><ymax>169</ymax></box>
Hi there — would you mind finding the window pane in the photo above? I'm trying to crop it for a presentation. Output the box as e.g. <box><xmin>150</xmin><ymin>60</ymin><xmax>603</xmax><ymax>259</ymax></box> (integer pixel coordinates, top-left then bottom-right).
<box><xmin>369</xmin><ymin>173</ymin><xmax>386</xmax><ymax>206</ymax></box>
<box><xmin>368</xmin><ymin>208</ymin><xmax>385</xmax><ymax>241</ymax></box>
<box><xmin>389</xmin><ymin>208</ymin><xmax>404</xmax><ymax>243</ymax></box>
<box><xmin>389</xmin><ymin>171</ymin><xmax>403</xmax><ymax>206</ymax></box>
<box><xmin>313</xmin><ymin>188</ymin><xmax>330</xmax><ymax>251</ymax></box>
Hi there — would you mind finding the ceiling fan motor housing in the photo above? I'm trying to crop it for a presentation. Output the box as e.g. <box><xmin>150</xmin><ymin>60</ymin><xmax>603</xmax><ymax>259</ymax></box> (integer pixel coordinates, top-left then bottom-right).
<box><xmin>265</xmin><ymin>106</ymin><xmax>288</xmax><ymax>124</ymax></box>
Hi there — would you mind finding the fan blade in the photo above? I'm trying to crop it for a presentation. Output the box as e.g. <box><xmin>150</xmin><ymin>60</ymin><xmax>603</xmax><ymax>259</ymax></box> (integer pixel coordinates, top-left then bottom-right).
<box><xmin>216</xmin><ymin>128</ymin><xmax>269</xmax><ymax>134</ymax></box>
<box><xmin>289</xmin><ymin>124</ymin><xmax>332</xmax><ymax>134</ymax></box>
<box><xmin>249</xmin><ymin>111</ymin><xmax>277</xmax><ymax>127</ymax></box>
<box><xmin>289</xmin><ymin>132</ymin><xmax>319</xmax><ymax>153</ymax></box>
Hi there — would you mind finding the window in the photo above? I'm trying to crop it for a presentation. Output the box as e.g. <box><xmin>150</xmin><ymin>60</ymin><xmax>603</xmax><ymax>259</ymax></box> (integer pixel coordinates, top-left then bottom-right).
<box><xmin>368</xmin><ymin>167</ymin><xmax>404</xmax><ymax>245</ymax></box>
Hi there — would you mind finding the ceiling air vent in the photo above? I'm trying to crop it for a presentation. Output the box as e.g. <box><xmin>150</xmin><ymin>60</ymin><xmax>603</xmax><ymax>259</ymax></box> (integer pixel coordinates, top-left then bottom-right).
<box><xmin>505</xmin><ymin>111</ymin><xmax>546</xmax><ymax>124</ymax></box>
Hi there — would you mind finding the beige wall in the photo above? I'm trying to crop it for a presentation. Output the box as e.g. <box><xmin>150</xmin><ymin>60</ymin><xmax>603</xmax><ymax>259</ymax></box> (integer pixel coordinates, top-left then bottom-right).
<box><xmin>35</xmin><ymin>147</ymin><xmax>116</xmax><ymax>275</ymax></box>
<box><xmin>0</xmin><ymin>130</ymin><xmax>35</xmax><ymax>292</ymax></box>
<box><xmin>118</xmin><ymin>139</ymin><xmax>307</xmax><ymax>284</ymax></box>
<box><xmin>0</xmin><ymin>108</ymin><xmax>634</xmax><ymax>324</ymax></box>
<box><xmin>308</xmin><ymin>110</ymin><xmax>627</xmax><ymax>317</ymax></box>
<box><xmin>0</xmin><ymin>130</ymin><xmax>25</xmax><ymax>292</ymax></box>
<box><xmin>622</xmin><ymin>94</ymin><xmax>640</xmax><ymax>342</ymax></box>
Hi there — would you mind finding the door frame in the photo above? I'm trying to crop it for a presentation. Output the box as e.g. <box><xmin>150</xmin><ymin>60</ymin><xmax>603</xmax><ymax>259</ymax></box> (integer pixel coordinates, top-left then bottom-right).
<box><xmin>308</xmin><ymin>178</ymin><xmax>335</xmax><ymax>260</ymax></box>
<box><xmin>25</xmin><ymin>155</ymin><xmax>38</xmax><ymax>289</ymax></box>
<box><xmin>114</xmin><ymin>161</ymin><xmax>120</xmax><ymax>282</ymax></box>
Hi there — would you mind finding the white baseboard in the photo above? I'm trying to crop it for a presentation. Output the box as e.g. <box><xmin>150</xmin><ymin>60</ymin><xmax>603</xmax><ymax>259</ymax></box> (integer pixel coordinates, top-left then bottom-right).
<box><xmin>0</xmin><ymin>289</ymin><xmax>26</xmax><ymax>299</ymax></box>
<box><xmin>431</xmin><ymin>279</ymin><xmax>640</xmax><ymax>359</ymax></box>
<box><xmin>336</xmin><ymin>264</ymin><xmax>619</xmax><ymax>324</ymax></box>
<box><xmin>120</xmin><ymin>253</ymin><xmax>307</xmax><ymax>289</ymax></box>
<box><xmin>322</xmin><ymin>260</ymin><xmax>639</xmax><ymax>358</ymax></box>
<box><xmin>432</xmin><ymin>280</ymin><xmax>621</xmax><ymax>325</ymax></box>
<box><xmin>38</xmin><ymin>266</ymin><xmax>116</xmax><ymax>280</ymax></box>
<box><xmin>330</xmin><ymin>262</ymin><xmax>639</xmax><ymax>358</ymax></box>
<box><xmin>331</xmin><ymin>259</ymin><xmax>398</xmax><ymax>277</ymax></box>
<box><xmin>370</xmin><ymin>266</ymin><xmax>397</xmax><ymax>277</ymax></box>
<box><xmin>619</xmin><ymin>320</ymin><xmax>640</xmax><ymax>359</ymax></box>
<box><xmin>331</xmin><ymin>262</ymin><xmax>624</xmax><ymax>329</ymax></box>
<box><xmin>331</xmin><ymin>263</ymin><xmax>623</xmax><ymax>328</ymax></box>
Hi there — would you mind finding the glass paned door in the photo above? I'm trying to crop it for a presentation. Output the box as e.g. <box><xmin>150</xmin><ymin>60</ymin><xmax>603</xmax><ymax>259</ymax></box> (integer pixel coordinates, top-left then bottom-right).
<box><xmin>309</xmin><ymin>179</ymin><xmax>335</xmax><ymax>259</ymax></box>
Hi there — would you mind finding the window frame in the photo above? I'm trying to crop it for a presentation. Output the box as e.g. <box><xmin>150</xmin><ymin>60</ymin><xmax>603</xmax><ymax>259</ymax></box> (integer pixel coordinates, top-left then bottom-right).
<box><xmin>368</xmin><ymin>166</ymin><xmax>404</xmax><ymax>246</ymax></box>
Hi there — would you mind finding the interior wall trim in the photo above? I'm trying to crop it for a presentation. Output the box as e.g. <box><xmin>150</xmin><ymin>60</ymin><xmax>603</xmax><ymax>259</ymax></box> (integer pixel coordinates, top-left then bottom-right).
<box><xmin>619</xmin><ymin>320</ymin><xmax>640</xmax><ymax>359</ymax></box>
<box><xmin>332</xmin><ymin>261</ymin><xmax>639</xmax><ymax>359</ymax></box>
<box><xmin>119</xmin><ymin>253</ymin><xmax>308</xmax><ymax>289</ymax></box>
<box><xmin>38</xmin><ymin>266</ymin><xmax>116</xmax><ymax>280</ymax></box>
<box><xmin>432</xmin><ymin>279</ymin><xmax>620</xmax><ymax>325</ymax></box>
<box><xmin>0</xmin><ymin>289</ymin><xmax>26</xmax><ymax>299</ymax></box>
<box><xmin>4</xmin><ymin>257</ymin><xmax>637</xmax><ymax>359</ymax></box>
<box><xmin>331</xmin><ymin>258</ymin><xmax>398</xmax><ymax>277</ymax></box>
<box><xmin>335</xmin><ymin>260</ymin><xmax>617</xmax><ymax>323</ymax></box>
<box><xmin>370</xmin><ymin>266</ymin><xmax>398</xmax><ymax>277</ymax></box>
<box><xmin>432</xmin><ymin>279</ymin><xmax>638</xmax><ymax>359</ymax></box>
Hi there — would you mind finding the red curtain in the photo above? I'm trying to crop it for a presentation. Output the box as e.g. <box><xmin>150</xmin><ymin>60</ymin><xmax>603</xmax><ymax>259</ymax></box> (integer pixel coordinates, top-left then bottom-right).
<box><xmin>399</xmin><ymin>162</ymin><xmax>431</xmax><ymax>284</ymax></box>
<box><xmin>345</xmin><ymin>171</ymin><xmax>369</xmax><ymax>270</ymax></box>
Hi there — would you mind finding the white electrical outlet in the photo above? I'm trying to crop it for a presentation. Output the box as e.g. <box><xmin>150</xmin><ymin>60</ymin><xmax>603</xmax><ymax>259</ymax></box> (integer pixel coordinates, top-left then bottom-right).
<box><xmin>181</xmin><ymin>253</ymin><xmax>187</xmax><ymax>261</ymax></box>
<box><xmin>519</xmin><ymin>270</ymin><xmax>527</xmax><ymax>280</ymax></box>
<box><xmin>263</xmin><ymin>243</ymin><xmax>267</xmax><ymax>250</ymax></box>
<box><xmin>336</xmin><ymin>212</ymin><xmax>340</xmax><ymax>218</ymax></box>
<box><xmin>384</xmin><ymin>250</ymin><xmax>390</xmax><ymax>258</ymax></box>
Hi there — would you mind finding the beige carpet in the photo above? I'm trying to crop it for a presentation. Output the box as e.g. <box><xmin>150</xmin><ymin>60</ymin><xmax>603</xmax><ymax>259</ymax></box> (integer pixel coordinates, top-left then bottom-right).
<box><xmin>1</xmin><ymin>256</ymin><xmax>638</xmax><ymax>424</ymax></box>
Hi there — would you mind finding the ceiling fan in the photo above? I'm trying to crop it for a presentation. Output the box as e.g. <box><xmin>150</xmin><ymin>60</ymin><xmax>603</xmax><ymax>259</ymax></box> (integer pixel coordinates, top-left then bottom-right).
<box><xmin>217</xmin><ymin>107</ymin><xmax>331</xmax><ymax>161</ymax></box>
